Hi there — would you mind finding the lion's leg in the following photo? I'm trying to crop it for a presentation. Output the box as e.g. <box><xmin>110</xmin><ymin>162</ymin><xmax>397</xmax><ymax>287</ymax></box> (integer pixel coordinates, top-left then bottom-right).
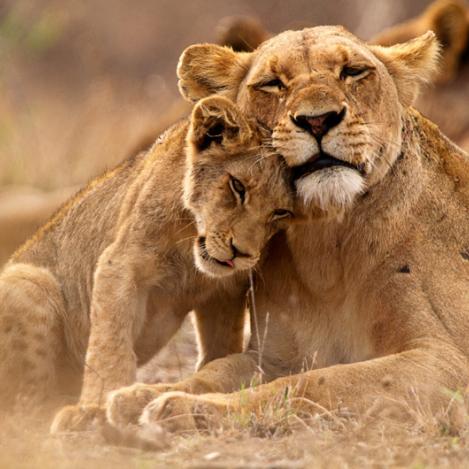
<box><xmin>0</xmin><ymin>263</ymin><xmax>64</xmax><ymax>412</ymax></box>
<box><xmin>140</xmin><ymin>344</ymin><xmax>469</xmax><ymax>432</ymax></box>
<box><xmin>50</xmin><ymin>243</ymin><xmax>149</xmax><ymax>433</ymax></box>
<box><xmin>193</xmin><ymin>289</ymin><xmax>247</xmax><ymax>370</ymax></box>
<box><xmin>106</xmin><ymin>290</ymin><xmax>252</xmax><ymax>427</ymax></box>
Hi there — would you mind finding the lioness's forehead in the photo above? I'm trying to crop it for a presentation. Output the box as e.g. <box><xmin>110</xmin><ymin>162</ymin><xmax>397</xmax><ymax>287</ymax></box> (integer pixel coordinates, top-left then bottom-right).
<box><xmin>252</xmin><ymin>26</ymin><xmax>375</xmax><ymax>76</ymax></box>
<box><xmin>260</xmin><ymin>25</ymin><xmax>358</xmax><ymax>50</ymax></box>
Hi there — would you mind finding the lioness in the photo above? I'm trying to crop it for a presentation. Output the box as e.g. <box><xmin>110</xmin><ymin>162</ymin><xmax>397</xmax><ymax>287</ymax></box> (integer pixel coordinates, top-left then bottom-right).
<box><xmin>217</xmin><ymin>0</ymin><xmax>469</xmax><ymax>150</ymax></box>
<box><xmin>0</xmin><ymin>96</ymin><xmax>294</xmax><ymax>431</ymax></box>
<box><xmin>107</xmin><ymin>26</ymin><xmax>469</xmax><ymax>433</ymax></box>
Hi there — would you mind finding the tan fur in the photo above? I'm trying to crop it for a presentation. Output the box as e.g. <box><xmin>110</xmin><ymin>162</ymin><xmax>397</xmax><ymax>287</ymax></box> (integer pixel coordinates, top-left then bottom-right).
<box><xmin>110</xmin><ymin>26</ymin><xmax>469</xmax><ymax>434</ymax></box>
<box><xmin>0</xmin><ymin>186</ymin><xmax>77</xmax><ymax>267</ymax></box>
<box><xmin>216</xmin><ymin>16</ymin><xmax>271</xmax><ymax>53</ymax></box>
<box><xmin>0</xmin><ymin>97</ymin><xmax>294</xmax><ymax>432</ymax></box>
<box><xmin>186</xmin><ymin>1</ymin><xmax>469</xmax><ymax>151</ymax></box>
<box><xmin>213</xmin><ymin>3</ymin><xmax>469</xmax><ymax>151</ymax></box>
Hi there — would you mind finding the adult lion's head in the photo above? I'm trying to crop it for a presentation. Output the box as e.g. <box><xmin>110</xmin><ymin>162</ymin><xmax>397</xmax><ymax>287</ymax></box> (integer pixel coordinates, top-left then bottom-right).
<box><xmin>178</xmin><ymin>26</ymin><xmax>440</xmax><ymax>213</ymax></box>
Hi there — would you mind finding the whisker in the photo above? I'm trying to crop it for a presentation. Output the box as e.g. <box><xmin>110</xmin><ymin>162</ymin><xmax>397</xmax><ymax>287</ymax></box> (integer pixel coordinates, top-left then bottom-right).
<box><xmin>174</xmin><ymin>235</ymin><xmax>197</xmax><ymax>246</ymax></box>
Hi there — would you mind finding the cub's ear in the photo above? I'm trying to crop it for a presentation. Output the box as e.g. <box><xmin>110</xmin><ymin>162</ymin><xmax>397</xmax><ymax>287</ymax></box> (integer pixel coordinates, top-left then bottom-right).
<box><xmin>188</xmin><ymin>96</ymin><xmax>252</xmax><ymax>153</ymax></box>
<box><xmin>177</xmin><ymin>44</ymin><xmax>253</xmax><ymax>102</ymax></box>
<box><xmin>216</xmin><ymin>15</ymin><xmax>271</xmax><ymax>52</ymax></box>
<box><xmin>370</xmin><ymin>31</ymin><xmax>440</xmax><ymax>107</ymax></box>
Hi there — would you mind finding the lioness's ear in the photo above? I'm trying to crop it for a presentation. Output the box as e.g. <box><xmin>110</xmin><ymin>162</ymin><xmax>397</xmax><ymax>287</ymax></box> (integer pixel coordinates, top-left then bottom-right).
<box><xmin>189</xmin><ymin>96</ymin><xmax>252</xmax><ymax>153</ymax></box>
<box><xmin>177</xmin><ymin>44</ymin><xmax>253</xmax><ymax>102</ymax></box>
<box><xmin>216</xmin><ymin>16</ymin><xmax>270</xmax><ymax>52</ymax></box>
<box><xmin>370</xmin><ymin>31</ymin><xmax>440</xmax><ymax>107</ymax></box>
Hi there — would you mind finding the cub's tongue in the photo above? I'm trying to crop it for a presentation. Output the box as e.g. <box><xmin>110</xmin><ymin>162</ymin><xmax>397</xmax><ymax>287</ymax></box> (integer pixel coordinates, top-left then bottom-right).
<box><xmin>215</xmin><ymin>258</ymin><xmax>235</xmax><ymax>268</ymax></box>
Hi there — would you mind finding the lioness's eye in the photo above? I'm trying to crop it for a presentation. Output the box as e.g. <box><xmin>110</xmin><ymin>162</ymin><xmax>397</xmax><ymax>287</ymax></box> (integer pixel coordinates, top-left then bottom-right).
<box><xmin>229</xmin><ymin>176</ymin><xmax>246</xmax><ymax>203</ymax></box>
<box><xmin>255</xmin><ymin>78</ymin><xmax>286</xmax><ymax>93</ymax></box>
<box><xmin>340</xmin><ymin>66</ymin><xmax>369</xmax><ymax>81</ymax></box>
<box><xmin>271</xmin><ymin>209</ymin><xmax>293</xmax><ymax>221</ymax></box>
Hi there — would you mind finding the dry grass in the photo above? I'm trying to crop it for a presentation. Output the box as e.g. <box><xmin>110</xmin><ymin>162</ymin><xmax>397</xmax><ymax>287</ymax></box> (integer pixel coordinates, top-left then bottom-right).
<box><xmin>4</xmin><ymin>380</ymin><xmax>469</xmax><ymax>468</ymax></box>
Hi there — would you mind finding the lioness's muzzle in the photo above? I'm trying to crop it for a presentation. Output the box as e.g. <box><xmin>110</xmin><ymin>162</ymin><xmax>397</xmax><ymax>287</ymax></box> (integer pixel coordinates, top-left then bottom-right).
<box><xmin>292</xmin><ymin>152</ymin><xmax>364</xmax><ymax>180</ymax></box>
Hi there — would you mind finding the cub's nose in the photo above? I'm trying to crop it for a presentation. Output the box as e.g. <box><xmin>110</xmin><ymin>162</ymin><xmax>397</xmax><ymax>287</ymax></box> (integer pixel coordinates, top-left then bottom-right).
<box><xmin>230</xmin><ymin>239</ymin><xmax>252</xmax><ymax>259</ymax></box>
<box><xmin>291</xmin><ymin>108</ymin><xmax>346</xmax><ymax>140</ymax></box>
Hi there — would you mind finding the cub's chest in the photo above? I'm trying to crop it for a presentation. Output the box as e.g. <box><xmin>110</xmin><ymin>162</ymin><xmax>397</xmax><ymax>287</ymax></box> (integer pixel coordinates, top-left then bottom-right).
<box><xmin>148</xmin><ymin>259</ymin><xmax>216</xmax><ymax>310</ymax></box>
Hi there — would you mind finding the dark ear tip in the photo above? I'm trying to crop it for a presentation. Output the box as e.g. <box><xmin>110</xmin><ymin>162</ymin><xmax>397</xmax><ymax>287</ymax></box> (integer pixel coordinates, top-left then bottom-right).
<box><xmin>216</xmin><ymin>15</ymin><xmax>268</xmax><ymax>52</ymax></box>
<box><xmin>428</xmin><ymin>0</ymin><xmax>468</xmax><ymax>29</ymax></box>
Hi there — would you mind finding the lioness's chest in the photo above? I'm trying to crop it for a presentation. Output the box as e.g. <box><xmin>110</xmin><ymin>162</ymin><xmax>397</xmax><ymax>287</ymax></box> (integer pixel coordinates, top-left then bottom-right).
<box><xmin>256</xmin><ymin>232</ymin><xmax>374</xmax><ymax>373</ymax></box>
<box><xmin>257</xmin><ymin>296</ymin><xmax>375</xmax><ymax>374</ymax></box>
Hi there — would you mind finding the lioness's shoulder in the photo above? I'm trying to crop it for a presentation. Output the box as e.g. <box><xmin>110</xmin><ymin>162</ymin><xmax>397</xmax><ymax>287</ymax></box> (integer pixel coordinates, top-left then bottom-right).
<box><xmin>409</xmin><ymin>108</ymin><xmax>469</xmax><ymax>190</ymax></box>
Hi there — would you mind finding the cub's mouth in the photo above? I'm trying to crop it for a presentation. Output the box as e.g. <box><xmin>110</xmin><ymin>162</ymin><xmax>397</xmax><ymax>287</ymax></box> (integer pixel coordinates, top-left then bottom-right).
<box><xmin>292</xmin><ymin>152</ymin><xmax>364</xmax><ymax>180</ymax></box>
<box><xmin>197</xmin><ymin>237</ymin><xmax>234</xmax><ymax>269</ymax></box>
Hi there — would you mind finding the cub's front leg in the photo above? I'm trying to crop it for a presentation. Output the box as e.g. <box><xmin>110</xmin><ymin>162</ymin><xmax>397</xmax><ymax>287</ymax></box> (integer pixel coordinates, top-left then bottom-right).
<box><xmin>51</xmin><ymin>243</ymin><xmax>150</xmax><ymax>433</ymax></box>
<box><xmin>106</xmin><ymin>288</ymin><xmax>253</xmax><ymax>428</ymax></box>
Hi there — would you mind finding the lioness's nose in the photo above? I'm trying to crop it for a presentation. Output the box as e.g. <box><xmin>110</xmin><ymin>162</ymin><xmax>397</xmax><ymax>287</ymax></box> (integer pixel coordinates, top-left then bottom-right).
<box><xmin>292</xmin><ymin>108</ymin><xmax>346</xmax><ymax>140</ymax></box>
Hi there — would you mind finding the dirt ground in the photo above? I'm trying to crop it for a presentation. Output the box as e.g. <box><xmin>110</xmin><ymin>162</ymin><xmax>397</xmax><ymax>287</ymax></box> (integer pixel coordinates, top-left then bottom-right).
<box><xmin>4</xmin><ymin>368</ymin><xmax>469</xmax><ymax>468</ymax></box>
<box><xmin>2</xmin><ymin>1</ymin><xmax>469</xmax><ymax>467</ymax></box>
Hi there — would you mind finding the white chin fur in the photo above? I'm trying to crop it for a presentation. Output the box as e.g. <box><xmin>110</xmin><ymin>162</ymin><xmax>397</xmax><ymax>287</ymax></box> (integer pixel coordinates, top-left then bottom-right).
<box><xmin>296</xmin><ymin>168</ymin><xmax>365</xmax><ymax>211</ymax></box>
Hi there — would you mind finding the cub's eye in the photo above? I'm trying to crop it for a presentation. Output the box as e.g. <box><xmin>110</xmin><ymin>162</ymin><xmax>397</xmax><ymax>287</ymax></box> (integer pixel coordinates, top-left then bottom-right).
<box><xmin>271</xmin><ymin>209</ymin><xmax>293</xmax><ymax>221</ymax></box>
<box><xmin>229</xmin><ymin>176</ymin><xmax>246</xmax><ymax>203</ymax></box>
<box><xmin>340</xmin><ymin>66</ymin><xmax>369</xmax><ymax>81</ymax></box>
<box><xmin>255</xmin><ymin>78</ymin><xmax>286</xmax><ymax>93</ymax></box>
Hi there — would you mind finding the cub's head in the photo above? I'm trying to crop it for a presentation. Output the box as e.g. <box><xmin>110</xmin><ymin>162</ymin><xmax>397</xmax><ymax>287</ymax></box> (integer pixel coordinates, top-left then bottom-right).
<box><xmin>178</xmin><ymin>26</ymin><xmax>440</xmax><ymax>214</ymax></box>
<box><xmin>184</xmin><ymin>96</ymin><xmax>294</xmax><ymax>278</ymax></box>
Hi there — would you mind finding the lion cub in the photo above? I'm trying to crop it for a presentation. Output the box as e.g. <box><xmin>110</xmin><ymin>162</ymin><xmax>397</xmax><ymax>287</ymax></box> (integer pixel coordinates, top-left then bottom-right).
<box><xmin>0</xmin><ymin>96</ymin><xmax>293</xmax><ymax>430</ymax></box>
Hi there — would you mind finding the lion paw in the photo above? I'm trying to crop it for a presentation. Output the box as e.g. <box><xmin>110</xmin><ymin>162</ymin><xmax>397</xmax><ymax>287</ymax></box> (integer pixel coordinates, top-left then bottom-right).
<box><xmin>139</xmin><ymin>392</ymin><xmax>226</xmax><ymax>434</ymax></box>
<box><xmin>106</xmin><ymin>383</ymin><xmax>173</xmax><ymax>427</ymax></box>
<box><xmin>50</xmin><ymin>405</ymin><xmax>104</xmax><ymax>433</ymax></box>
